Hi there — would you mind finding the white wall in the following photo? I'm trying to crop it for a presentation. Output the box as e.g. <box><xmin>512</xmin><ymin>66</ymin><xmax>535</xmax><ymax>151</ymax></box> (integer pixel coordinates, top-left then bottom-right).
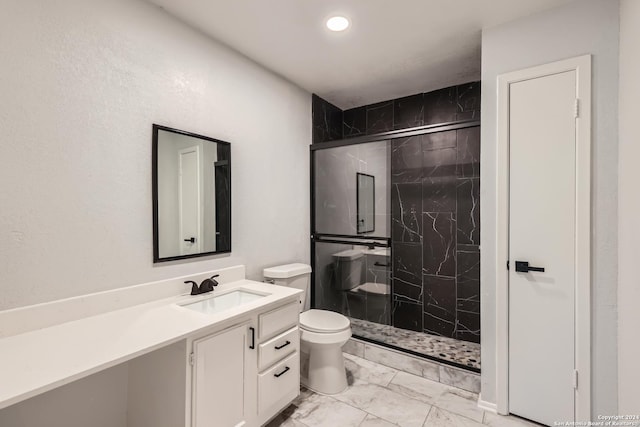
<box><xmin>618</xmin><ymin>0</ymin><xmax>640</xmax><ymax>413</ymax></box>
<box><xmin>0</xmin><ymin>0</ymin><xmax>311</xmax><ymax>311</ymax></box>
<box><xmin>480</xmin><ymin>0</ymin><xmax>619</xmax><ymax>416</ymax></box>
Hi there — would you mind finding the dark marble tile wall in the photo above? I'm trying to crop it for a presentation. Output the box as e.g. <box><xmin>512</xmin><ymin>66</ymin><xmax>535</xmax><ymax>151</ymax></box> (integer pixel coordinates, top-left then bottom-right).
<box><xmin>312</xmin><ymin>81</ymin><xmax>480</xmax><ymax>144</ymax></box>
<box><xmin>391</xmin><ymin>126</ymin><xmax>481</xmax><ymax>344</ymax></box>
<box><xmin>387</xmin><ymin>82</ymin><xmax>481</xmax><ymax>344</ymax></box>
<box><xmin>341</xmin><ymin>81</ymin><xmax>480</xmax><ymax>139</ymax></box>
<box><xmin>311</xmin><ymin>82</ymin><xmax>481</xmax><ymax>344</ymax></box>
<box><xmin>312</xmin><ymin>94</ymin><xmax>343</xmax><ymax>144</ymax></box>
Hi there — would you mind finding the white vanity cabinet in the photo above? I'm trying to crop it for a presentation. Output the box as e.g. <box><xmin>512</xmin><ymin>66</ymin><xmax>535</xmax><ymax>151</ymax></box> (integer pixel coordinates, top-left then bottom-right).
<box><xmin>189</xmin><ymin>300</ymin><xmax>300</xmax><ymax>427</ymax></box>
<box><xmin>191</xmin><ymin>321</ymin><xmax>254</xmax><ymax>427</ymax></box>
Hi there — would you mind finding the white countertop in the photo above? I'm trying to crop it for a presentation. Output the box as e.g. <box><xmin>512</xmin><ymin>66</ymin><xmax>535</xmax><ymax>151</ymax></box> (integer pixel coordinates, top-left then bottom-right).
<box><xmin>0</xmin><ymin>279</ymin><xmax>300</xmax><ymax>410</ymax></box>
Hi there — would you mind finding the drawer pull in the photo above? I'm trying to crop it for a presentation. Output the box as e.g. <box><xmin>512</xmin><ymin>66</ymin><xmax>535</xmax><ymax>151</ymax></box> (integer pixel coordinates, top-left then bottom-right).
<box><xmin>274</xmin><ymin>340</ymin><xmax>291</xmax><ymax>350</ymax></box>
<box><xmin>274</xmin><ymin>366</ymin><xmax>290</xmax><ymax>378</ymax></box>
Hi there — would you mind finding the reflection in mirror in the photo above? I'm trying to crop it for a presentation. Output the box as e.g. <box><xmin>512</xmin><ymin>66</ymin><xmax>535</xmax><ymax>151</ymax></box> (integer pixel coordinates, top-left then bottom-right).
<box><xmin>357</xmin><ymin>173</ymin><xmax>375</xmax><ymax>233</ymax></box>
<box><xmin>153</xmin><ymin>125</ymin><xmax>231</xmax><ymax>262</ymax></box>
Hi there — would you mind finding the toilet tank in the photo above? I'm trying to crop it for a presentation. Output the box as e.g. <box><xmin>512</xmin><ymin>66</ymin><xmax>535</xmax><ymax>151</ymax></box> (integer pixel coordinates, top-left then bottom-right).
<box><xmin>263</xmin><ymin>263</ymin><xmax>312</xmax><ymax>312</ymax></box>
<box><xmin>332</xmin><ymin>249</ymin><xmax>364</xmax><ymax>291</ymax></box>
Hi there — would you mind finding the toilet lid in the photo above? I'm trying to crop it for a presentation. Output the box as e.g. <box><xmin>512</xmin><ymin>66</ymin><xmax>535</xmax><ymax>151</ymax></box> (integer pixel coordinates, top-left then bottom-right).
<box><xmin>300</xmin><ymin>309</ymin><xmax>350</xmax><ymax>333</ymax></box>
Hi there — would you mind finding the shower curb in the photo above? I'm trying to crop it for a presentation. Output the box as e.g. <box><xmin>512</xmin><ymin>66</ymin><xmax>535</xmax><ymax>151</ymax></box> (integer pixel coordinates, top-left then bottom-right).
<box><xmin>343</xmin><ymin>337</ymin><xmax>481</xmax><ymax>394</ymax></box>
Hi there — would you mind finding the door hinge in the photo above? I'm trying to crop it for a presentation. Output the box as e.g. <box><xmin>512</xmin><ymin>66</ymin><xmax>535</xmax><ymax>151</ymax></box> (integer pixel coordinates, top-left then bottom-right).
<box><xmin>574</xmin><ymin>99</ymin><xmax>580</xmax><ymax>118</ymax></box>
<box><xmin>573</xmin><ymin>370</ymin><xmax>579</xmax><ymax>389</ymax></box>
<box><xmin>189</xmin><ymin>352</ymin><xmax>195</xmax><ymax>366</ymax></box>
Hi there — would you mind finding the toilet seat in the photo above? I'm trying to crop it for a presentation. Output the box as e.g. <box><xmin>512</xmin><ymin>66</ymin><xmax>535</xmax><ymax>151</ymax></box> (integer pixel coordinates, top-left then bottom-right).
<box><xmin>300</xmin><ymin>309</ymin><xmax>350</xmax><ymax>333</ymax></box>
<box><xmin>351</xmin><ymin>282</ymin><xmax>391</xmax><ymax>296</ymax></box>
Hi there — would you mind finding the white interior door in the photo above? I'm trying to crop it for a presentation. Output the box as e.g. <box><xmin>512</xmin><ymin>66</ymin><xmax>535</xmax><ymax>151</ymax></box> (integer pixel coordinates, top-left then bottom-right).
<box><xmin>179</xmin><ymin>146</ymin><xmax>201</xmax><ymax>255</ymax></box>
<box><xmin>508</xmin><ymin>70</ymin><xmax>577</xmax><ymax>425</ymax></box>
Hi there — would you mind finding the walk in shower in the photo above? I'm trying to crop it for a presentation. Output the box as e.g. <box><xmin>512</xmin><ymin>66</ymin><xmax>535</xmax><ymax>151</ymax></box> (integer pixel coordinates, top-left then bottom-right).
<box><xmin>311</xmin><ymin>118</ymin><xmax>481</xmax><ymax>372</ymax></box>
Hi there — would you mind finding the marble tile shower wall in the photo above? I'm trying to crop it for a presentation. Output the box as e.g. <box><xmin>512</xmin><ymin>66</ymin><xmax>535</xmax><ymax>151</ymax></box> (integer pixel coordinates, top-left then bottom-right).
<box><xmin>312</xmin><ymin>82</ymin><xmax>481</xmax><ymax>344</ymax></box>
<box><xmin>391</xmin><ymin>126</ymin><xmax>480</xmax><ymax>343</ymax></box>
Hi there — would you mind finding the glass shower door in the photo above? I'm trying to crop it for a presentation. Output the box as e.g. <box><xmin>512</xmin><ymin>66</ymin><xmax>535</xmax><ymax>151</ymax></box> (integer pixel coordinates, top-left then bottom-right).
<box><xmin>311</xmin><ymin>140</ymin><xmax>391</xmax><ymax>325</ymax></box>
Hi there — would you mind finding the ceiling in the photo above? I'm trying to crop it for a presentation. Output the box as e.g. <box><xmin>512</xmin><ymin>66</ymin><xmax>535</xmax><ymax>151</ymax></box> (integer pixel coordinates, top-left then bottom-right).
<box><xmin>146</xmin><ymin>0</ymin><xmax>575</xmax><ymax>109</ymax></box>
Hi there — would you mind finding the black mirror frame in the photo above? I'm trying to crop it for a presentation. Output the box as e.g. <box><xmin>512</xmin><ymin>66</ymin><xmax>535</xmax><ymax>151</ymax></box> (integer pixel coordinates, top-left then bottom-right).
<box><xmin>152</xmin><ymin>124</ymin><xmax>231</xmax><ymax>263</ymax></box>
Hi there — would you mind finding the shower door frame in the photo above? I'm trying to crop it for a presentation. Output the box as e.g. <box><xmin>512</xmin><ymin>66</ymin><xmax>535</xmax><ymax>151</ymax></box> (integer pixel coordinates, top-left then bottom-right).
<box><xmin>310</xmin><ymin>118</ymin><xmax>481</xmax><ymax>372</ymax></box>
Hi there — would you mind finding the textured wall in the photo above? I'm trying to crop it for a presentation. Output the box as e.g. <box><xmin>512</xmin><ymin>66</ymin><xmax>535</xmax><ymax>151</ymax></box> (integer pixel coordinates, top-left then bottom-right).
<box><xmin>480</xmin><ymin>0</ymin><xmax>619</xmax><ymax>413</ymax></box>
<box><xmin>0</xmin><ymin>0</ymin><xmax>311</xmax><ymax>310</ymax></box>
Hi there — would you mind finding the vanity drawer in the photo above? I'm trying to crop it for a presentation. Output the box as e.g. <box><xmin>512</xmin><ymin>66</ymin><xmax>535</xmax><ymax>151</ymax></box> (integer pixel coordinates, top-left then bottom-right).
<box><xmin>259</xmin><ymin>302</ymin><xmax>299</xmax><ymax>340</ymax></box>
<box><xmin>259</xmin><ymin>326</ymin><xmax>299</xmax><ymax>371</ymax></box>
<box><xmin>258</xmin><ymin>352</ymin><xmax>300</xmax><ymax>417</ymax></box>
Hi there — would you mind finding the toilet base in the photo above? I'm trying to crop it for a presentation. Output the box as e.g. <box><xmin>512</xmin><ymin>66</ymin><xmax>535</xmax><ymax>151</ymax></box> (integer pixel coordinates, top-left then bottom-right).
<box><xmin>300</xmin><ymin>344</ymin><xmax>348</xmax><ymax>395</ymax></box>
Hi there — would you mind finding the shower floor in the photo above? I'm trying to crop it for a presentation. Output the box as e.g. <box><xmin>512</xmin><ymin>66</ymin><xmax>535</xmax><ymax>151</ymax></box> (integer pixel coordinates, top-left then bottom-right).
<box><xmin>349</xmin><ymin>318</ymin><xmax>481</xmax><ymax>371</ymax></box>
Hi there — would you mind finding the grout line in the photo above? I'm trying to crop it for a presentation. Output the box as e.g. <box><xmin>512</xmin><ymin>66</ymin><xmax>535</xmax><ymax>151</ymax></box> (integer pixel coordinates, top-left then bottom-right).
<box><xmin>422</xmin><ymin>404</ymin><xmax>433</xmax><ymax>427</ymax></box>
<box><xmin>387</xmin><ymin>370</ymin><xmax>399</xmax><ymax>387</ymax></box>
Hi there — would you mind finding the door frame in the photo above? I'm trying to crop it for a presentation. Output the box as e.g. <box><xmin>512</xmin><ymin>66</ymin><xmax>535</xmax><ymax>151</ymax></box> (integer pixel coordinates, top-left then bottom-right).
<box><xmin>495</xmin><ymin>55</ymin><xmax>592</xmax><ymax>419</ymax></box>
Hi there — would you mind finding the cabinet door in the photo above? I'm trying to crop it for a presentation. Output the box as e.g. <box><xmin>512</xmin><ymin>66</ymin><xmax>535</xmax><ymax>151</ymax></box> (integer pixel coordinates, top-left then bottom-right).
<box><xmin>192</xmin><ymin>322</ymin><xmax>251</xmax><ymax>427</ymax></box>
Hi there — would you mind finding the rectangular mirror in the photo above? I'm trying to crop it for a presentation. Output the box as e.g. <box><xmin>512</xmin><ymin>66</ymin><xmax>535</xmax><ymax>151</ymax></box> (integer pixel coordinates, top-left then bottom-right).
<box><xmin>357</xmin><ymin>172</ymin><xmax>375</xmax><ymax>233</ymax></box>
<box><xmin>153</xmin><ymin>124</ymin><xmax>231</xmax><ymax>262</ymax></box>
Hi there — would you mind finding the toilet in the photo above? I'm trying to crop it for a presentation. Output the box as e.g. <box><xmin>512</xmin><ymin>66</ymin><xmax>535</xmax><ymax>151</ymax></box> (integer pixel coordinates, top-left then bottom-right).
<box><xmin>333</xmin><ymin>249</ymin><xmax>391</xmax><ymax>323</ymax></box>
<box><xmin>332</xmin><ymin>249</ymin><xmax>365</xmax><ymax>290</ymax></box>
<box><xmin>263</xmin><ymin>263</ymin><xmax>351</xmax><ymax>395</ymax></box>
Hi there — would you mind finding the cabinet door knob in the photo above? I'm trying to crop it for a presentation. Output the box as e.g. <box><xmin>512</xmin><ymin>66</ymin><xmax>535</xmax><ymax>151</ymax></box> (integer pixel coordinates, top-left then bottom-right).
<box><xmin>274</xmin><ymin>366</ymin><xmax>290</xmax><ymax>378</ymax></box>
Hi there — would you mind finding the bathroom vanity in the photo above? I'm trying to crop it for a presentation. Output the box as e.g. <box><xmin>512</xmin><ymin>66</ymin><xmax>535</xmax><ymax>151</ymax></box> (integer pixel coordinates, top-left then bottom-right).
<box><xmin>0</xmin><ymin>266</ymin><xmax>301</xmax><ymax>427</ymax></box>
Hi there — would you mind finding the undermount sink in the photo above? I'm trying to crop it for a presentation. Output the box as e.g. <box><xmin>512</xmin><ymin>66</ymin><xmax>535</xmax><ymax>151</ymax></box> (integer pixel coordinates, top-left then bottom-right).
<box><xmin>180</xmin><ymin>289</ymin><xmax>267</xmax><ymax>315</ymax></box>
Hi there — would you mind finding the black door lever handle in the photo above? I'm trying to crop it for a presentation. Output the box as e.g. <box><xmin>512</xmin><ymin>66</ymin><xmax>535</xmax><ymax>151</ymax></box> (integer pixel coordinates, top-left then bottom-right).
<box><xmin>515</xmin><ymin>261</ymin><xmax>545</xmax><ymax>273</ymax></box>
<box><xmin>184</xmin><ymin>237</ymin><xmax>196</xmax><ymax>243</ymax></box>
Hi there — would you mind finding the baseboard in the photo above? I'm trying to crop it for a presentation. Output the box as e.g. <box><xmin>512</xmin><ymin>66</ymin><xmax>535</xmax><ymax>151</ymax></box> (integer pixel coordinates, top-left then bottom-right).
<box><xmin>477</xmin><ymin>395</ymin><xmax>498</xmax><ymax>413</ymax></box>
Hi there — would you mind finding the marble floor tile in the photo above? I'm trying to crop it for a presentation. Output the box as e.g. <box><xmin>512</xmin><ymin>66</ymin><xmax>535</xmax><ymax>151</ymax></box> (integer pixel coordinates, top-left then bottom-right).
<box><xmin>424</xmin><ymin>407</ymin><xmax>485</xmax><ymax>427</ymax></box>
<box><xmin>291</xmin><ymin>393</ymin><xmax>367</xmax><ymax>427</ymax></box>
<box><xmin>334</xmin><ymin>382</ymin><xmax>432</xmax><ymax>427</ymax></box>
<box><xmin>431</xmin><ymin>387</ymin><xmax>484</xmax><ymax>423</ymax></box>
<box><xmin>265</xmin><ymin>415</ymin><xmax>307</xmax><ymax>427</ymax></box>
<box><xmin>344</xmin><ymin>353</ymin><xmax>398</xmax><ymax>387</ymax></box>
<box><xmin>265</xmin><ymin>404</ymin><xmax>307</xmax><ymax>427</ymax></box>
<box><xmin>359</xmin><ymin>414</ymin><xmax>398</xmax><ymax>427</ymax></box>
<box><xmin>483</xmin><ymin>412</ymin><xmax>541</xmax><ymax>427</ymax></box>
<box><xmin>364</xmin><ymin>343</ymin><xmax>440</xmax><ymax>381</ymax></box>
<box><xmin>388</xmin><ymin>372</ymin><xmax>483</xmax><ymax>422</ymax></box>
<box><xmin>268</xmin><ymin>357</ymin><xmax>488</xmax><ymax>427</ymax></box>
<box><xmin>387</xmin><ymin>370</ymin><xmax>449</xmax><ymax>405</ymax></box>
<box><xmin>439</xmin><ymin>365</ymin><xmax>481</xmax><ymax>393</ymax></box>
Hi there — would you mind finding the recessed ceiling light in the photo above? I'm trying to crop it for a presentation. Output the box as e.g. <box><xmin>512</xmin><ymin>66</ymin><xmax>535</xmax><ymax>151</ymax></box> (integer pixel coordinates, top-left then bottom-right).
<box><xmin>326</xmin><ymin>16</ymin><xmax>350</xmax><ymax>32</ymax></box>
